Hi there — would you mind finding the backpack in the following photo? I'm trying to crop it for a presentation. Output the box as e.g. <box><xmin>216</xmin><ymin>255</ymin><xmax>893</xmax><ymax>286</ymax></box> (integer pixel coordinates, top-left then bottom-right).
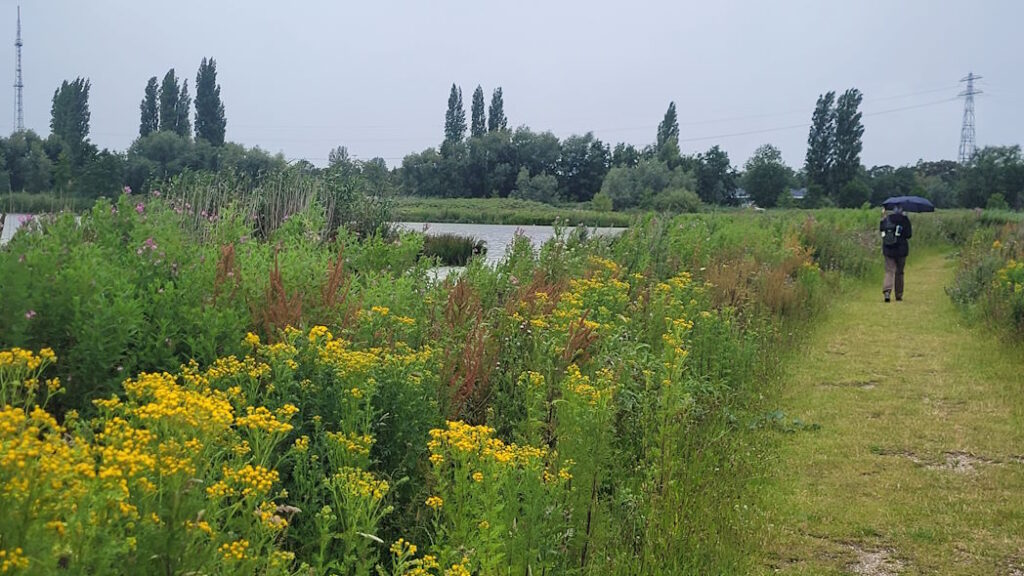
<box><xmin>881</xmin><ymin>216</ymin><xmax>901</xmax><ymax>247</ymax></box>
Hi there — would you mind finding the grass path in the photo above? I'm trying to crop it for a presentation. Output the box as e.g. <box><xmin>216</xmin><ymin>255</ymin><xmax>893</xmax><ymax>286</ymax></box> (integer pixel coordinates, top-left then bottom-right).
<box><xmin>758</xmin><ymin>250</ymin><xmax>1024</xmax><ymax>575</ymax></box>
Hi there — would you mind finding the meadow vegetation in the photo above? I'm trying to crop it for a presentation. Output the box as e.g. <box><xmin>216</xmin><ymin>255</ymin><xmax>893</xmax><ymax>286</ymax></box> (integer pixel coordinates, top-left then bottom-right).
<box><xmin>0</xmin><ymin>196</ymin><xmax>1018</xmax><ymax>575</ymax></box>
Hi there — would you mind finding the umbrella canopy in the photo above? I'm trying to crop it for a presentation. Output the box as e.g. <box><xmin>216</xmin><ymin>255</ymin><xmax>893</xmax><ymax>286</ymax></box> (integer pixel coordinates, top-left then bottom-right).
<box><xmin>881</xmin><ymin>195</ymin><xmax>935</xmax><ymax>213</ymax></box>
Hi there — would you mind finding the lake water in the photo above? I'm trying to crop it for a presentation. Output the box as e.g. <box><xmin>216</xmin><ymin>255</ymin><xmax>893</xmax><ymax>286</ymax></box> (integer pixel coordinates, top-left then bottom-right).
<box><xmin>0</xmin><ymin>213</ymin><xmax>30</xmax><ymax>245</ymax></box>
<box><xmin>1</xmin><ymin>215</ymin><xmax>626</xmax><ymax>266</ymax></box>
<box><xmin>397</xmin><ymin>222</ymin><xmax>625</xmax><ymax>265</ymax></box>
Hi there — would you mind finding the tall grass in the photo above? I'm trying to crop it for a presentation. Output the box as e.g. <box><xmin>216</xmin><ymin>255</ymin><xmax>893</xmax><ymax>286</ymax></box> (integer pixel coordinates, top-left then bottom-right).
<box><xmin>5</xmin><ymin>201</ymin><xmax>976</xmax><ymax>575</ymax></box>
<box><xmin>421</xmin><ymin>233</ymin><xmax>486</xmax><ymax>266</ymax></box>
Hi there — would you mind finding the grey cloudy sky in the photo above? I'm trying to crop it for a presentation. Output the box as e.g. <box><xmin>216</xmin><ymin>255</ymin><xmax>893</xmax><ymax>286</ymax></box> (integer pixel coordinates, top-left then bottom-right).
<box><xmin>5</xmin><ymin>0</ymin><xmax>1023</xmax><ymax>168</ymax></box>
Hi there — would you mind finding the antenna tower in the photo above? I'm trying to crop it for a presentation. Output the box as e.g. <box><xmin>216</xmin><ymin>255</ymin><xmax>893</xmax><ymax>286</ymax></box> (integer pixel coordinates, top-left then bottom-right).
<box><xmin>14</xmin><ymin>5</ymin><xmax>23</xmax><ymax>132</ymax></box>
<box><xmin>958</xmin><ymin>72</ymin><xmax>981</xmax><ymax>163</ymax></box>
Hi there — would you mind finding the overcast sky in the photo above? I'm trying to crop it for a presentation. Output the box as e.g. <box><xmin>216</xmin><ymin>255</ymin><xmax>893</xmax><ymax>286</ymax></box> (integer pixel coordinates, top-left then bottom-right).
<box><xmin>5</xmin><ymin>0</ymin><xmax>1022</xmax><ymax>169</ymax></box>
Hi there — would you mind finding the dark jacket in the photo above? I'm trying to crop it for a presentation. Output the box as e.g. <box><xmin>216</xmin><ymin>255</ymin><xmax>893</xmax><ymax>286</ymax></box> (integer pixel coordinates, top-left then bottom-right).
<box><xmin>880</xmin><ymin>212</ymin><xmax>912</xmax><ymax>258</ymax></box>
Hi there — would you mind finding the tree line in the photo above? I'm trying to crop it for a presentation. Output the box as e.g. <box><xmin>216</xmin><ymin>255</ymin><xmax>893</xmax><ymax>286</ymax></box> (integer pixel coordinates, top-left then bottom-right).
<box><xmin>3</xmin><ymin>66</ymin><xmax>1022</xmax><ymax>211</ymax></box>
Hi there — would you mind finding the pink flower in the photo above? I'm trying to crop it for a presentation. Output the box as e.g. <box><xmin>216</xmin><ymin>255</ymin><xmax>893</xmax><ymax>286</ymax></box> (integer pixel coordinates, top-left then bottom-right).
<box><xmin>25</xmin><ymin>310</ymin><xmax>36</xmax><ymax>319</ymax></box>
<box><xmin>111</xmin><ymin>205</ymin><xmax>118</xmax><ymax>215</ymax></box>
<box><xmin>143</xmin><ymin>237</ymin><xmax>158</xmax><ymax>250</ymax></box>
<box><xmin>123</xmin><ymin>185</ymin><xmax>132</xmax><ymax>195</ymax></box>
<box><xmin>135</xmin><ymin>203</ymin><xmax>145</xmax><ymax>215</ymax></box>
<box><xmin>17</xmin><ymin>215</ymin><xmax>32</xmax><ymax>224</ymax></box>
<box><xmin>151</xmin><ymin>190</ymin><xmax>161</xmax><ymax>197</ymax></box>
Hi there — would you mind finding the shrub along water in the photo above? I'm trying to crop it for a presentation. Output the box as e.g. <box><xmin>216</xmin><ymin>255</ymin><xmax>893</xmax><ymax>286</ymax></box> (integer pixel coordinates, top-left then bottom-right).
<box><xmin>421</xmin><ymin>233</ymin><xmax>486</xmax><ymax>266</ymax></box>
<box><xmin>0</xmin><ymin>201</ymin><xmax>1006</xmax><ymax>575</ymax></box>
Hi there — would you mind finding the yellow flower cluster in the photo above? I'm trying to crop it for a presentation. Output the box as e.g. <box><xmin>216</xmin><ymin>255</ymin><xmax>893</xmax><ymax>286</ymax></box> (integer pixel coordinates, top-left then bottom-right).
<box><xmin>444</xmin><ymin>557</ymin><xmax>472</xmax><ymax>576</ymax></box>
<box><xmin>334</xmin><ymin>467</ymin><xmax>390</xmax><ymax>501</ymax></box>
<box><xmin>563</xmin><ymin>364</ymin><xmax>616</xmax><ymax>406</ymax></box>
<box><xmin>425</xmin><ymin>495</ymin><xmax>444</xmax><ymax>510</ymax></box>
<box><xmin>428</xmin><ymin>420</ymin><xmax>549</xmax><ymax>468</ymax></box>
<box><xmin>390</xmin><ymin>538</ymin><xmax>417</xmax><ymax>557</ymax></box>
<box><xmin>221</xmin><ymin>464</ymin><xmax>279</xmax><ymax>497</ymax></box>
<box><xmin>0</xmin><ymin>547</ymin><xmax>30</xmax><ymax>572</ymax></box>
<box><xmin>996</xmin><ymin>259</ymin><xmax>1024</xmax><ymax>294</ymax></box>
<box><xmin>123</xmin><ymin>372</ymin><xmax>234</xmax><ymax>434</ymax></box>
<box><xmin>235</xmin><ymin>406</ymin><xmax>294</xmax><ymax>434</ymax></box>
<box><xmin>204</xmin><ymin>355</ymin><xmax>270</xmax><ymax>381</ymax></box>
<box><xmin>218</xmin><ymin>539</ymin><xmax>249</xmax><ymax>561</ymax></box>
<box><xmin>256</xmin><ymin>501</ymin><xmax>289</xmax><ymax>530</ymax></box>
<box><xmin>326</xmin><ymin>430</ymin><xmax>374</xmax><ymax>457</ymax></box>
<box><xmin>0</xmin><ymin>346</ymin><xmax>54</xmax><ymax>371</ymax></box>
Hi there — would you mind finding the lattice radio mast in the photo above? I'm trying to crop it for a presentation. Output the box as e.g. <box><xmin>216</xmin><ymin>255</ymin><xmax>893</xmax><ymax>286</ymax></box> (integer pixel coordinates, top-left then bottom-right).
<box><xmin>14</xmin><ymin>5</ymin><xmax>23</xmax><ymax>133</ymax></box>
<box><xmin>958</xmin><ymin>72</ymin><xmax>981</xmax><ymax>164</ymax></box>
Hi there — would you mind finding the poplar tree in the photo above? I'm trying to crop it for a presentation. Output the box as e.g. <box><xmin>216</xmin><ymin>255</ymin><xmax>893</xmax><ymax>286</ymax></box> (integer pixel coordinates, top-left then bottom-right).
<box><xmin>139</xmin><ymin>76</ymin><xmax>159</xmax><ymax>137</ymax></box>
<box><xmin>194</xmin><ymin>57</ymin><xmax>227</xmax><ymax>145</ymax></box>
<box><xmin>487</xmin><ymin>87</ymin><xmax>507</xmax><ymax>132</ymax></box>
<box><xmin>470</xmin><ymin>85</ymin><xmax>486</xmax><ymax>138</ymax></box>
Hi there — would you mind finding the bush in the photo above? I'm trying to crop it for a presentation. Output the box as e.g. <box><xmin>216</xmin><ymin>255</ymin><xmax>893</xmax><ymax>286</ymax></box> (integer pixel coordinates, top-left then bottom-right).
<box><xmin>421</xmin><ymin>233</ymin><xmax>486</xmax><ymax>266</ymax></box>
<box><xmin>652</xmin><ymin>187</ymin><xmax>702</xmax><ymax>213</ymax></box>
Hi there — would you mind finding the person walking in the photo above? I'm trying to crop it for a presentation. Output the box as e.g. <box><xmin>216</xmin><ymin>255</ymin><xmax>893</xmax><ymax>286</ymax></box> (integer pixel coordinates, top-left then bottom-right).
<box><xmin>880</xmin><ymin>205</ymin><xmax>912</xmax><ymax>302</ymax></box>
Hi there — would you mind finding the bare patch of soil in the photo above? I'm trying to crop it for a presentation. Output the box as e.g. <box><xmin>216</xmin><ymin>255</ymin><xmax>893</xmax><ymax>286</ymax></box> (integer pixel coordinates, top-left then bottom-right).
<box><xmin>847</xmin><ymin>544</ymin><xmax>904</xmax><ymax>576</ymax></box>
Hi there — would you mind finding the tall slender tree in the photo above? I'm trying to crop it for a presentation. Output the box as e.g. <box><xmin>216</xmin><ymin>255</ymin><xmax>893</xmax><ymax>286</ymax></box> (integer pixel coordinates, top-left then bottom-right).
<box><xmin>194</xmin><ymin>57</ymin><xmax>227</xmax><ymax>145</ymax></box>
<box><xmin>139</xmin><ymin>76</ymin><xmax>159</xmax><ymax>137</ymax></box>
<box><xmin>443</xmin><ymin>83</ymin><xmax>466</xmax><ymax>146</ymax></box>
<box><xmin>50</xmin><ymin>77</ymin><xmax>91</xmax><ymax>164</ymax></box>
<box><xmin>159</xmin><ymin>69</ymin><xmax>180</xmax><ymax>133</ymax></box>
<box><xmin>804</xmin><ymin>91</ymin><xmax>836</xmax><ymax>194</ymax></box>
<box><xmin>832</xmin><ymin>88</ymin><xmax>864</xmax><ymax>191</ymax></box>
<box><xmin>175</xmin><ymin>80</ymin><xmax>192</xmax><ymax>139</ymax></box>
<box><xmin>470</xmin><ymin>85</ymin><xmax>486</xmax><ymax>138</ymax></box>
<box><xmin>487</xmin><ymin>87</ymin><xmax>507</xmax><ymax>132</ymax></box>
<box><xmin>656</xmin><ymin>101</ymin><xmax>681</xmax><ymax>166</ymax></box>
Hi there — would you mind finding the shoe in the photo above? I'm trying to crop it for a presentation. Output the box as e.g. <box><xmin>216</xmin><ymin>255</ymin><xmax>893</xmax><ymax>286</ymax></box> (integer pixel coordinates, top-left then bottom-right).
<box><xmin>895</xmin><ymin>296</ymin><xmax>902</xmax><ymax>302</ymax></box>
<box><xmin>884</xmin><ymin>295</ymin><xmax>891</xmax><ymax>303</ymax></box>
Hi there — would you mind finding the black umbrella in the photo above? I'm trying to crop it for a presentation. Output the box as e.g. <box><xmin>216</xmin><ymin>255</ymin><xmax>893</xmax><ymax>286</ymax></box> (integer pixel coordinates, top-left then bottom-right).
<box><xmin>881</xmin><ymin>195</ymin><xmax>935</xmax><ymax>213</ymax></box>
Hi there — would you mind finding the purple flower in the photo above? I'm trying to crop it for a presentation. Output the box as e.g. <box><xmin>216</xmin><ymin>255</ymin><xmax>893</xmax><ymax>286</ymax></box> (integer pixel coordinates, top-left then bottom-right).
<box><xmin>25</xmin><ymin>310</ymin><xmax>36</xmax><ymax>319</ymax></box>
<box><xmin>151</xmin><ymin>190</ymin><xmax>161</xmax><ymax>197</ymax></box>
<box><xmin>135</xmin><ymin>203</ymin><xmax>145</xmax><ymax>215</ymax></box>
<box><xmin>143</xmin><ymin>237</ymin><xmax>158</xmax><ymax>250</ymax></box>
<box><xmin>123</xmin><ymin>185</ymin><xmax>132</xmax><ymax>195</ymax></box>
<box><xmin>17</xmin><ymin>214</ymin><xmax>32</xmax><ymax>224</ymax></box>
<box><xmin>111</xmin><ymin>205</ymin><xmax>118</xmax><ymax>215</ymax></box>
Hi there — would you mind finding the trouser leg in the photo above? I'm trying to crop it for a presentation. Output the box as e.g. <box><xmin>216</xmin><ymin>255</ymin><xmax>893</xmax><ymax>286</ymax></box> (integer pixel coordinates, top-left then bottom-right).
<box><xmin>883</xmin><ymin>256</ymin><xmax>896</xmax><ymax>294</ymax></box>
<box><xmin>895</xmin><ymin>256</ymin><xmax>906</xmax><ymax>299</ymax></box>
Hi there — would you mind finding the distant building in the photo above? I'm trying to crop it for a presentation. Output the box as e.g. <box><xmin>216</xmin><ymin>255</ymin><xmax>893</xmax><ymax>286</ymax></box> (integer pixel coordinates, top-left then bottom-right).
<box><xmin>789</xmin><ymin>187</ymin><xmax>807</xmax><ymax>201</ymax></box>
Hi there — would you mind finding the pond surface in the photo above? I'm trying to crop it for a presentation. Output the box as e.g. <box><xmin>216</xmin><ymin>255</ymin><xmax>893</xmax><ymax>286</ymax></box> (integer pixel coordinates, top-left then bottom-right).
<box><xmin>0</xmin><ymin>214</ymin><xmax>30</xmax><ymax>245</ymax></box>
<box><xmin>397</xmin><ymin>222</ymin><xmax>625</xmax><ymax>265</ymax></box>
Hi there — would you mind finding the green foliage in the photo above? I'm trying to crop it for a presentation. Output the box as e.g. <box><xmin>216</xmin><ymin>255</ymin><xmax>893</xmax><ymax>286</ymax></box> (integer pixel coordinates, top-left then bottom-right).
<box><xmin>591</xmin><ymin>191</ymin><xmax>613</xmax><ymax>212</ymax></box>
<box><xmin>487</xmin><ymin>87</ymin><xmax>507</xmax><ymax>132</ymax></box>
<box><xmin>139</xmin><ymin>76</ymin><xmax>159</xmax><ymax>137</ymax></box>
<box><xmin>511</xmin><ymin>167</ymin><xmax>559</xmax><ymax>204</ymax></box>
<box><xmin>805</xmin><ymin>91</ymin><xmax>836</xmax><ymax>195</ymax></box>
<box><xmin>652</xmin><ymin>187</ymin><xmax>702</xmax><ymax>213</ymax></box>
<box><xmin>696</xmin><ymin>145</ymin><xmax>738</xmax><ymax>205</ymax></box>
<box><xmin>443</xmin><ymin>84</ymin><xmax>466</xmax><ymax>148</ymax></box>
<box><xmin>656</xmin><ymin>101</ymin><xmax>681</xmax><ymax>167</ymax></box>
<box><xmin>195</xmin><ymin>57</ymin><xmax>227</xmax><ymax>146</ymax></box>
<box><xmin>49</xmin><ymin>78</ymin><xmax>92</xmax><ymax>164</ymax></box>
<box><xmin>7</xmin><ymin>204</ymin><xmax>991</xmax><ymax>575</ymax></box>
<box><xmin>600</xmin><ymin>158</ymin><xmax>695</xmax><ymax>210</ymax></box>
<box><xmin>470</xmin><ymin>85</ymin><xmax>486</xmax><ymax>138</ymax></box>
<box><xmin>159</xmin><ymin>69</ymin><xmax>180</xmax><ymax>135</ymax></box>
<box><xmin>742</xmin><ymin>144</ymin><xmax>793</xmax><ymax>208</ymax></box>
<box><xmin>176</xmin><ymin>80</ymin><xmax>192</xmax><ymax>139</ymax></box>
<box><xmin>987</xmin><ymin>192</ymin><xmax>1009</xmax><ymax>211</ymax></box>
<box><xmin>837</xmin><ymin>177</ymin><xmax>870</xmax><ymax>208</ymax></box>
<box><xmin>832</xmin><ymin>88</ymin><xmax>864</xmax><ymax>191</ymax></box>
<box><xmin>420</xmin><ymin>232</ymin><xmax>485</xmax><ymax>265</ymax></box>
<box><xmin>393</xmin><ymin>196</ymin><xmax>632</xmax><ymax>227</ymax></box>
